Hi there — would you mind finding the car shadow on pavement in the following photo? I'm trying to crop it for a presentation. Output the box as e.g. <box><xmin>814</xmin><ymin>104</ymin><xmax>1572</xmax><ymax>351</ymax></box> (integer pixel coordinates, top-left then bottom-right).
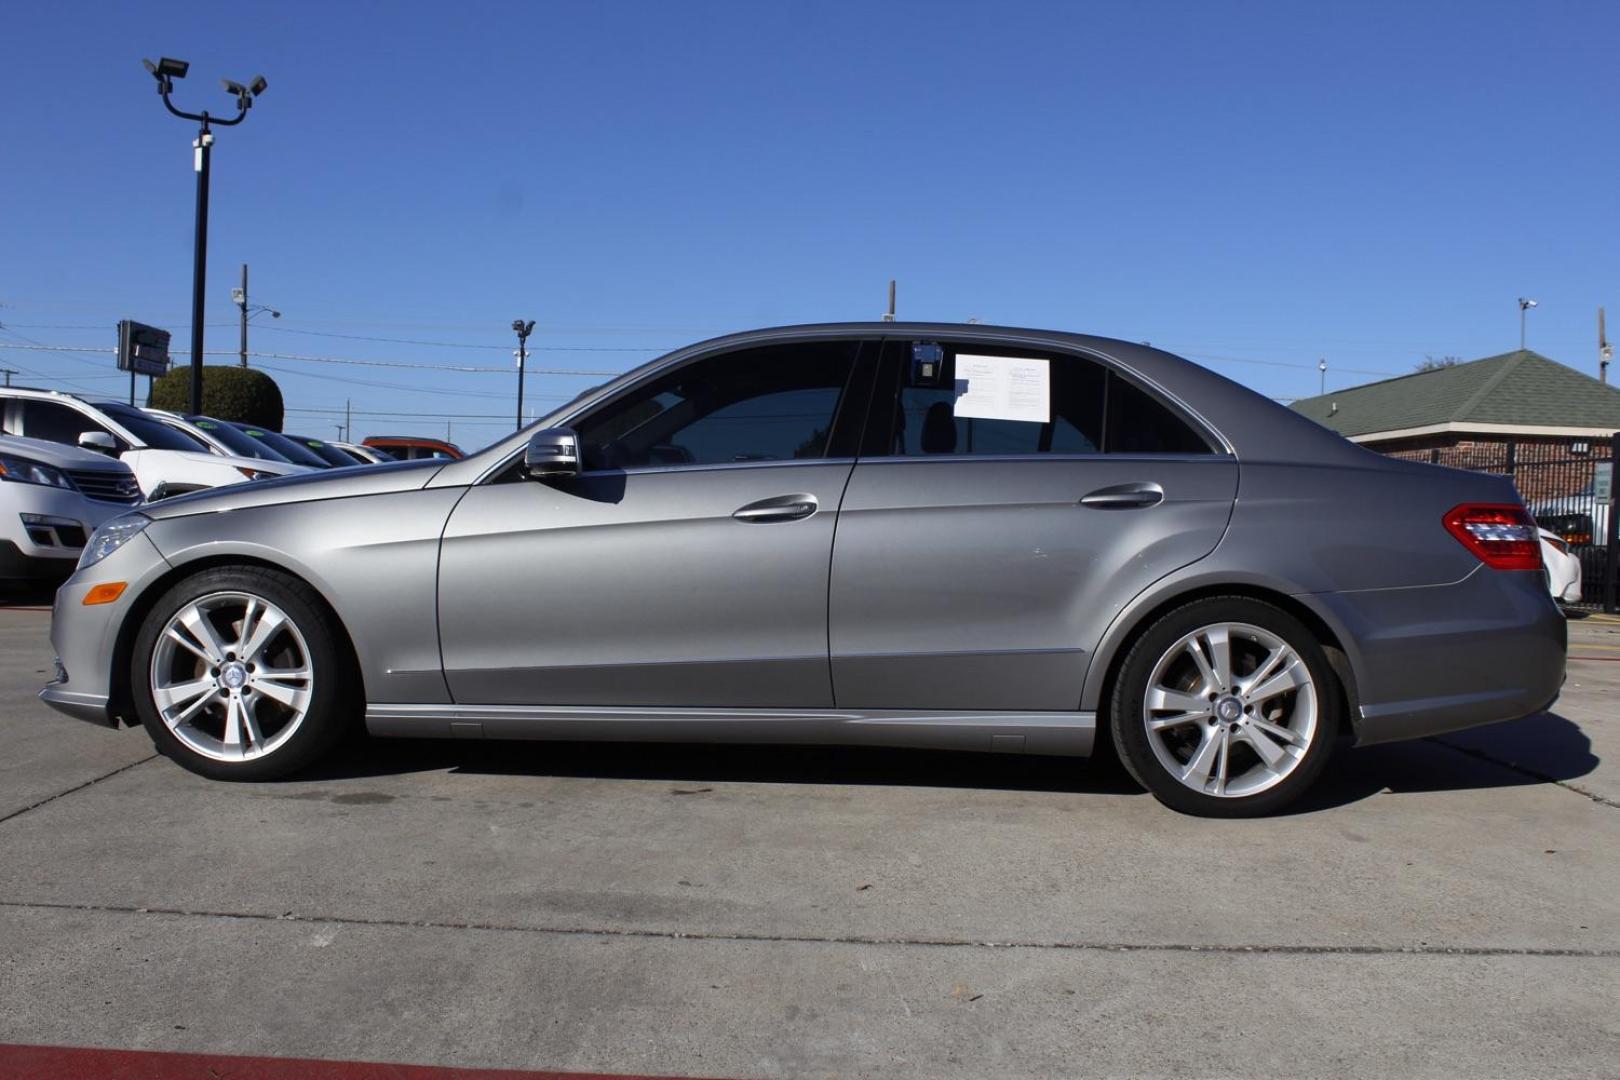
<box><xmin>1287</xmin><ymin>710</ymin><xmax>1599</xmax><ymax>813</ymax></box>
<box><xmin>303</xmin><ymin>710</ymin><xmax>1600</xmax><ymax>809</ymax></box>
<box><xmin>0</xmin><ymin>585</ymin><xmax>57</xmax><ymax>609</ymax></box>
<box><xmin>308</xmin><ymin>735</ymin><xmax>1149</xmax><ymax>795</ymax></box>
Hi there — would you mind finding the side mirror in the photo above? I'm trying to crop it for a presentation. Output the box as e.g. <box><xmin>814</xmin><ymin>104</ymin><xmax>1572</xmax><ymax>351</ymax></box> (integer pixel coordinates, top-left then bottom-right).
<box><xmin>77</xmin><ymin>431</ymin><xmax>119</xmax><ymax>456</ymax></box>
<box><xmin>524</xmin><ymin>427</ymin><xmax>581</xmax><ymax>480</ymax></box>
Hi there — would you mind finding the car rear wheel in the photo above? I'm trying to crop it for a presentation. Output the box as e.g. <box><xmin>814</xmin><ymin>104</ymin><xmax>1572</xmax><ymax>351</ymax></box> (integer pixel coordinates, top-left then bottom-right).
<box><xmin>1110</xmin><ymin>597</ymin><xmax>1340</xmax><ymax>817</ymax></box>
<box><xmin>131</xmin><ymin>566</ymin><xmax>352</xmax><ymax>781</ymax></box>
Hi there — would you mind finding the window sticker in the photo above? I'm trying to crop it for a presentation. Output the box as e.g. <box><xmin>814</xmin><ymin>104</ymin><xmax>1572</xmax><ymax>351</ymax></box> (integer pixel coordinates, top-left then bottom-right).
<box><xmin>953</xmin><ymin>354</ymin><xmax>1051</xmax><ymax>424</ymax></box>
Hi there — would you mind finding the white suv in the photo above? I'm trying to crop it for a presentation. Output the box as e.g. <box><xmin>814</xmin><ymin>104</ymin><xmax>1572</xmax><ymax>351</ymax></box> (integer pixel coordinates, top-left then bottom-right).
<box><xmin>0</xmin><ymin>388</ymin><xmax>289</xmax><ymax>499</ymax></box>
<box><xmin>0</xmin><ymin>434</ymin><xmax>142</xmax><ymax>586</ymax></box>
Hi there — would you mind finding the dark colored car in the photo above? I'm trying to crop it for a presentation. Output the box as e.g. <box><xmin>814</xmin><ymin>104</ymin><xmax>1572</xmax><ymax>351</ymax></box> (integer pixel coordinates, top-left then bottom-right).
<box><xmin>228</xmin><ymin>424</ymin><xmax>335</xmax><ymax>469</ymax></box>
<box><xmin>288</xmin><ymin>436</ymin><xmax>366</xmax><ymax>468</ymax></box>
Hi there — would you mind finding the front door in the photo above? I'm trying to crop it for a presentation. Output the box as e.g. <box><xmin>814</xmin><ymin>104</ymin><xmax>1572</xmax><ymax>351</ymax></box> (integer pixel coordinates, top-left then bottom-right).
<box><xmin>438</xmin><ymin>339</ymin><xmax>872</xmax><ymax>707</ymax></box>
<box><xmin>829</xmin><ymin>339</ymin><xmax>1238</xmax><ymax>711</ymax></box>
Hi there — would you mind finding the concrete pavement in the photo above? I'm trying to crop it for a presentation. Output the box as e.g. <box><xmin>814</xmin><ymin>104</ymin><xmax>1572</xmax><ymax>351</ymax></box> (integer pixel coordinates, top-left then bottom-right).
<box><xmin>0</xmin><ymin>604</ymin><xmax>1616</xmax><ymax>1078</ymax></box>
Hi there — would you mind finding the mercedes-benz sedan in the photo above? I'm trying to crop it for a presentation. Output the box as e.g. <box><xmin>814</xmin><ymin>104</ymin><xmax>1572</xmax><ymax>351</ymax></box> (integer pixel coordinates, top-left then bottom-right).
<box><xmin>41</xmin><ymin>324</ymin><xmax>1565</xmax><ymax>816</ymax></box>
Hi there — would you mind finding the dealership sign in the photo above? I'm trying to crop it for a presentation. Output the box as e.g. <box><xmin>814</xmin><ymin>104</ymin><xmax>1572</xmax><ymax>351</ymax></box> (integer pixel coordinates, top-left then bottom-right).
<box><xmin>117</xmin><ymin>320</ymin><xmax>172</xmax><ymax>377</ymax></box>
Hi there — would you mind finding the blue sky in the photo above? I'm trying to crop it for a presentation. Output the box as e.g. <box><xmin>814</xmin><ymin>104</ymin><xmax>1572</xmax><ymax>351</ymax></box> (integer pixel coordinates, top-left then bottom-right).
<box><xmin>2</xmin><ymin>1</ymin><xmax>1615</xmax><ymax>448</ymax></box>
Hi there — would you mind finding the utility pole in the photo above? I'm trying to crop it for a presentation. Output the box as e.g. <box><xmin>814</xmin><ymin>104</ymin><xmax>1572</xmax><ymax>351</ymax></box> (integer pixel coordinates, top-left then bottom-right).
<box><xmin>1</xmin><ymin>369</ymin><xmax>16</xmax><ymax>388</ymax></box>
<box><xmin>512</xmin><ymin>319</ymin><xmax>535</xmax><ymax>431</ymax></box>
<box><xmin>883</xmin><ymin>279</ymin><xmax>896</xmax><ymax>322</ymax></box>
<box><xmin>141</xmin><ymin>57</ymin><xmax>268</xmax><ymax>413</ymax></box>
<box><xmin>231</xmin><ymin>262</ymin><xmax>279</xmax><ymax>367</ymax></box>
<box><xmin>238</xmin><ymin>263</ymin><xmax>248</xmax><ymax>366</ymax></box>
<box><xmin>1601</xmin><ymin>307</ymin><xmax>1612</xmax><ymax>384</ymax></box>
<box><xmin>344</xmin><ymin>398</ymin><xmax>351</xmax><ymax>442</ymax></box>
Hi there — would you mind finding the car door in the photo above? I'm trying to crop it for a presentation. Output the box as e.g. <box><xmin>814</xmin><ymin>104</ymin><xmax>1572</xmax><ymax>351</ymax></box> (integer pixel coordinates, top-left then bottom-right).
<box><xmin>437</xmin><ymin>338</ymin><xmax>875</xmax><ymax>707</ymax></box>
<box><xmin>829</xmin><ymin>338</ymin><xmax>1239</xmax><ymax>711</ymax></box>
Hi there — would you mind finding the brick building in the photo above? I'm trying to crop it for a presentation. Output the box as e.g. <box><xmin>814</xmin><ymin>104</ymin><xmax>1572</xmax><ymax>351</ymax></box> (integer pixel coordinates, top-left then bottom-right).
<box><xmin>1289</xmin><ymin>349</ymin><xmax>1620</xmax><ymax>503</ymax></box>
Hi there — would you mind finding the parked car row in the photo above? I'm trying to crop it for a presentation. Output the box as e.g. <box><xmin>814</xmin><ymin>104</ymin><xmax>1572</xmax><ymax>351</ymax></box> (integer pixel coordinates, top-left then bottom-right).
<box><xmin>0</xmin><ymin>386</ymin><xmax>462</xmax><ymax>585</ymax></box>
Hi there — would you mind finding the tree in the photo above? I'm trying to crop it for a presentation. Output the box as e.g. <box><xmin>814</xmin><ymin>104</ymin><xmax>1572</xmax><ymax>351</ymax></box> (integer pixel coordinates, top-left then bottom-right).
<box><xmin>148</xmin><ymin>366</ymin><xmax>285</xmax><ymax>430</ymax></box>
<box><xmin>1414</xmin><ymin>355</ymin><xmax>1462</xmax><ymax>372</ymax></box>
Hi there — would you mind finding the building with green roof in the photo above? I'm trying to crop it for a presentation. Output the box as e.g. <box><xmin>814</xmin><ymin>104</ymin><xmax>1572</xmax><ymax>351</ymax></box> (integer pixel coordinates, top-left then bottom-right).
<box><xmin>1290</xmin><ymin>350</ymin><xmax>1620</xmax><ymax>448</ymax></box>
<box><xmin>1290</xmin><ymin>349</ymin><xmax>1620</xmax><ymax>512</ymax></box>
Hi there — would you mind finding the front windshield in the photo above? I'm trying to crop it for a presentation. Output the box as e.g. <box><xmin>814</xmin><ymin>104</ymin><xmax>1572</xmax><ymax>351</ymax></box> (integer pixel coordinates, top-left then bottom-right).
<box><xmin>185</xmin><ymin>415</ymin><xmax>294</xmax><ymax>463</ymax></box>
<box><xmin>232</xmin><ymin>424</ymin><xmax>333</xmax><ymax>468</ymax></box>
<box><xmin>294</xmin><ymin>437</ymin><xmax>363</xmax><ymax>467</ymax></box>
<box><xmin>97</xmin><ymin>402</ymin><xmax>210</xmax><ymax>452</ymax></box>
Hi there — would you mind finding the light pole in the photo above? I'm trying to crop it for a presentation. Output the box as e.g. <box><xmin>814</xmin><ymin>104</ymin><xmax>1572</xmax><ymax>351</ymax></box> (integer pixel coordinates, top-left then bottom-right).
<box><xmin>512</xmin><ymin>319</ymin><xmax>535</xmax><ymax>431</ymax></box>
<box><xmin>142</xmin><ymin>57</ymin><xmax>267</xmax><ymax>414</ymax></box>
<box><xmin>231</xmin><ymin>264</ymin><xmax>280</xmax><ymax>367</ymax></box>
<box><xmin>1317</xmin><ymin>358</ymin><xmax>1327</xmax><ymax>395</ymax></box>
<box><xmin>1518</xmin><ymin>297</ymin><xmax>1539</xmax><ymax>350</ymax></box>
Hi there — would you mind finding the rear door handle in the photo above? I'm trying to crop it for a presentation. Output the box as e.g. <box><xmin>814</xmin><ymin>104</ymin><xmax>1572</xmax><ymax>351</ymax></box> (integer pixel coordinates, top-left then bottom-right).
<box><xmin>733</xmin><ymin>493</ymin><xmax>819</xmax><ymax>523</ymax></box>
<box><xmin>1079</xmin><ymin>482</ymin><xmax>1164</xmax><ymax>510</ymax></box>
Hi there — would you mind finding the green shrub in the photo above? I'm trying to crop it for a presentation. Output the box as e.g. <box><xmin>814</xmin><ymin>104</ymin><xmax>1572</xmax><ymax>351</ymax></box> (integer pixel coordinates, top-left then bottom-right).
<box><xmin>148</xmin><ymin>365</ymin><xmax>285</xmax><ymax>430</ymax></box>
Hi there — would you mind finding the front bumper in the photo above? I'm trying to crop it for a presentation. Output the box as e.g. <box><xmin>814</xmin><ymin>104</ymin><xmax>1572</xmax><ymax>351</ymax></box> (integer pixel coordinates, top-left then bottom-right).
<box><xmin>38</xmin><ymin>532</ymin><xmax>173</xmax><ymax>729</ymax></box>
<box><xmin>1312</xmin><ymin>565</ymin><xmax>1567</xmax><ymax>746</ymax></box>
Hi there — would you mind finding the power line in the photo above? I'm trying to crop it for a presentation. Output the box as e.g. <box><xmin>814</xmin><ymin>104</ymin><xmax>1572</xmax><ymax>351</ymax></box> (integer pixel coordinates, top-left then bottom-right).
<box><xmin>0</xmin><ymin>341</ymin><xmax>622</xmax><ymax>376</ymax></box>
<box><xmin>256</xmin><ymin>325</ymin><xmax>666</xmax><ymax>352</ymax></box>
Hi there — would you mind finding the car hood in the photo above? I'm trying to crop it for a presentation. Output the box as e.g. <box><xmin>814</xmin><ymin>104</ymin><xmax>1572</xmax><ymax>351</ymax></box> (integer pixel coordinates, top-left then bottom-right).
<box><xmin>0</xmin><ymin>434</ymin><xmax>133</xmax><ymax>473</ymax></box>
<box><xmin>138</xmin><ymin>457</ymin><xmax>447</xmax><ymax>520</ymax></box>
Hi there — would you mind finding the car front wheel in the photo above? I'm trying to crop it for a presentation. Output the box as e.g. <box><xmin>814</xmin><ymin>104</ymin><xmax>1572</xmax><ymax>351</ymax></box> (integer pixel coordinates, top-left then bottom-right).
<box><xmin>131</xmin><ymin>566</ymin><xmax>352</xmax><ymax>781</ymax></box>
<box><xmin>1110</xmin><ymin>597</ymin><xmax>1340</xmax><ymax>817</ymax></box>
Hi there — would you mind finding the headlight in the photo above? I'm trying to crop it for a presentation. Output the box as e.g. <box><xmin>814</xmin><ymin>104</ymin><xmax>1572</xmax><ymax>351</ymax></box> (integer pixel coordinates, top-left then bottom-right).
<box><xmin>77</xmin><ymin>514</ymin><xmax>151</xmax><ymax>570</ymax></box>
<box><xmin>0</xmin><ymin>454</ymin><xmax>74</xmax><ymax>489</ymax></box>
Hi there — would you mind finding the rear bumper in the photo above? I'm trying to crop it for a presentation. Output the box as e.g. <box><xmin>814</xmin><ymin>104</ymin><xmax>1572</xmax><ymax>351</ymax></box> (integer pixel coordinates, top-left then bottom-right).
<box><xmin>1311</xmin><ymin>566</ymin><xmax>1566</xmax><ymax>746</ymax></box>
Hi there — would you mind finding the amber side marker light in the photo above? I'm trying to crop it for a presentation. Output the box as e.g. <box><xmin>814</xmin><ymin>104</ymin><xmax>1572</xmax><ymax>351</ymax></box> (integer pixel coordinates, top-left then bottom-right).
<box><xmin>82</xmin><ymin>582</ymin><xmax>128</xmax><ymax>605</ymax></box>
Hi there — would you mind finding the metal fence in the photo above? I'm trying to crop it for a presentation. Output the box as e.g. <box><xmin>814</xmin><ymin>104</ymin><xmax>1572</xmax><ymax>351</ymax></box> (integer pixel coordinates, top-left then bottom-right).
<box><xmin>1382</xmin><ymin>433</ymin><xmax>1619</xmax><ymax>611</ymax></box>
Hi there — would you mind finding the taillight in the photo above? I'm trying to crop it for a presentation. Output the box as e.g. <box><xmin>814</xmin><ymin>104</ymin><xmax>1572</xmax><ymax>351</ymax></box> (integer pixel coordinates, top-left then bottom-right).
<box><xmin>1443</xmin><ymin>504</ymin><xmax>1542</xmax><ymax>571</ymax></box>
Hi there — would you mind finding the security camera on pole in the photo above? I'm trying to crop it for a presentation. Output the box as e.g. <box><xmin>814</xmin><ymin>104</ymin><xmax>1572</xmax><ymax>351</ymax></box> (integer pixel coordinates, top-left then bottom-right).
<box><xmin>141</xmin><ymin>56</ymin><xmax>268</xmax><ymax>415</ymax></box>
<box><xmin>512</xmin><ymin>319</ymin><xmax>536</xmax><ymax>431</ymax></box>
<box><xmin>1518</xmin><ymin>297</ymin><xmax>1539</xmax><ymax>350</ymax></box>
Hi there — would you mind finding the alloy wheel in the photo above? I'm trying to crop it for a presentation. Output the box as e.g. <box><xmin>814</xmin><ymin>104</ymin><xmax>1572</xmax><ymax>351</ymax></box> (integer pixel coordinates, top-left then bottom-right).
<box><xmin>1141</xmin><ymin>621</ymin><xmax>1318</xmax><ymax>798</ymax></box>
<box><xmin>149</xmin><ymin>590</ymin><xmax>315</xmax><ymax>763</ymax></box>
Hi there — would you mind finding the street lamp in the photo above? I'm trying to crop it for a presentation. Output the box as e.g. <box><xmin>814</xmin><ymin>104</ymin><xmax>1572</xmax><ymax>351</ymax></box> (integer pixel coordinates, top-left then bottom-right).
<box><xmin>1518</xmin><ymin>297</ymin><xmax>1539</xmax><ymax>351</ymax></box>
<box><xmin>512</xmin><ymin>319</ymin><xmax>535</xmax><ymax>431</ymax></box>
<box><xmin>1317</xmin><ymin>358</ymin><xmax>1327</xmax><ymax>395</ymax></box>
<box><xmin>230</xmin><ymin>264</ymin><xmax>280</xmax><ymax>367</ymax></box>
<box><xmin>141</xmin><ymin>56</ymin><xmax>268</xmax><ymax>413</ymax></box>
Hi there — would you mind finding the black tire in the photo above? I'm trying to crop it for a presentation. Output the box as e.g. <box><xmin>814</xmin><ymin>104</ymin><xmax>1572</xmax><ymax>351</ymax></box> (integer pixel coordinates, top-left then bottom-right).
<box><xmin>130</xmin><ymin>565</ymin><xmax>355</xmax><ymax>781</ymax></box>
<box><xmin>1109</xmin><ymin>596</ymin><xmax>1341</xmax><ymax>817</ymax></box>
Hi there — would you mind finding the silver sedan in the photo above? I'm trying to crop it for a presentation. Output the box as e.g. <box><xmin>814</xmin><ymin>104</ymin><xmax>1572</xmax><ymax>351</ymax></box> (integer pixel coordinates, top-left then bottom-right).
<box><xmin>41</xmin><ymin>324</ymin><xmax>1565</xmax><ymax>815</ymax></box>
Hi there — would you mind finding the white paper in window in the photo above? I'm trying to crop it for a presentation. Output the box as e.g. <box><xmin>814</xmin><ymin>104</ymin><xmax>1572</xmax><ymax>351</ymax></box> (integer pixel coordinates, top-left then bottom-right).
<box><xmin>953</xmin><ymin>355</ymin><xmax>1050</xmax><ymax>424</ymax></box>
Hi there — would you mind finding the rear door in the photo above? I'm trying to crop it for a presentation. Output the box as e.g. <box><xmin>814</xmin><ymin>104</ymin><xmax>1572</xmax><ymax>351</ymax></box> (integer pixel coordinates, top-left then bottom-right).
<box><xmin>829</xmin><ymin>339</ymin><xmax>1238</xmax><ymax>711</ymax></box>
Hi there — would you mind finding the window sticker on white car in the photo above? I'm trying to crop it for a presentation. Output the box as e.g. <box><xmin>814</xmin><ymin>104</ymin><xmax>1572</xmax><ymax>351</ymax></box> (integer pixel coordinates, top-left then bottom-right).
<box><xmin>952</xmin><ymin>354</ymin><xmax>1050</xmax><ymax>424</ymax></box>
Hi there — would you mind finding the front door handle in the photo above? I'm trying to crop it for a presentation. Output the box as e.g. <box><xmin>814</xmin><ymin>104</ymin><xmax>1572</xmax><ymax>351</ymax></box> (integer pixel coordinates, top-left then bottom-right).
<box><xmin>1079</xmin><ymin>482</ymin><xmax>1164</xmax><ymax>510</ymax></box>
<box><xmin>733</xmin><ymin>493</ymin><xmax>819</xmax><ymax>523</ymax></box>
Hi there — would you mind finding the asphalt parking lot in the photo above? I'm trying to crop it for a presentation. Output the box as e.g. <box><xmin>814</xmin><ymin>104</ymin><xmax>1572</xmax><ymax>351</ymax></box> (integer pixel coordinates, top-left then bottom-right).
<box><xmin>0</xmin><ymin>597</ymin><xmax>1616</xmax><ymax>1079</ymax></box>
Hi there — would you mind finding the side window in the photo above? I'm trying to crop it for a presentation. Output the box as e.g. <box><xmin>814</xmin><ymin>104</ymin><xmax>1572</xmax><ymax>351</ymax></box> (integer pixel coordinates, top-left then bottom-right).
<box><xmin>21</xmin><ymin>401</ymin><xmax>118</xmax><ymax>448</ymax></box>
<box><xmin>883</xmin><ymin>344</ymin><xmax>1105</xmax><ymax>457</ymax></box>
<box><xmin>875</xmin><ymin>342</ymin><xmax>1212</xmax><ymax>457</ymax></box>
<box><xmin>577</xmin><ymin>341</ymin><xmax>861</xmax><ymax>471</ymax></box>
<box><xmin>1107</xmin><ymin>378</ymin><xmax>1211</xmax><ymax>454</ymax></box>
